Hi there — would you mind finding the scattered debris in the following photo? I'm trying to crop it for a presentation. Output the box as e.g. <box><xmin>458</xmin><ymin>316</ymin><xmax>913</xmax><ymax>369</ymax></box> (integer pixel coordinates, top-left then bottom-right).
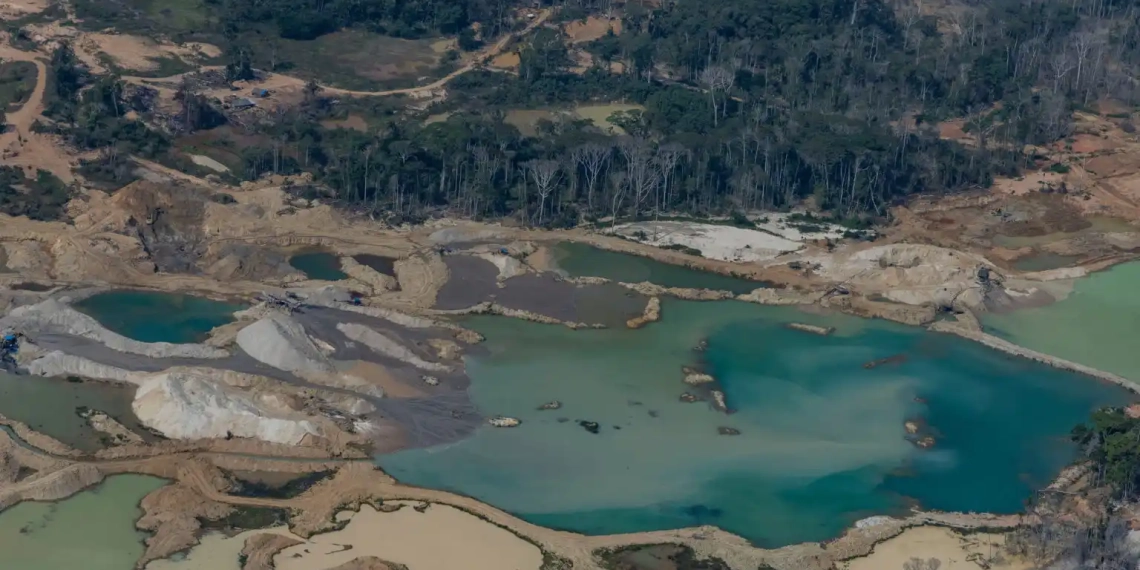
<box><xmin>786</xmin><ymin>322</ymin><xmax>835</xmax><ymax>336</ymax></box>
<box><xmin>488</xmin><ymin>416</ymin><xmax>521</xmax><ymax>428</ymax></box>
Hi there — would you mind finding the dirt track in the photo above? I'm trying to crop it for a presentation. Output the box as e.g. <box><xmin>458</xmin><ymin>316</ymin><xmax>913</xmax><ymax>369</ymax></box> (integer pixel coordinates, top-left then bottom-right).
<box><xmin>0</xmin><ymin>43</ymin><xmax>76</xmax><ymax>182</ymax></box>
<box><xmin>122</xmin><ymin>9</ymin><xmax>552</xmax><ymax>100</ymax></box>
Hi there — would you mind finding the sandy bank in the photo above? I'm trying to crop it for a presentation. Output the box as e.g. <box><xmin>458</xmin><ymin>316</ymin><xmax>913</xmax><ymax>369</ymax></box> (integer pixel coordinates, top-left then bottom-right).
<box><xmin>273</xmin><ymin>502</ymin><xmax>544</xmax><ymax>570</ymax></box>
<box><xmin>26</xmin><ymin>351</ymin><xmax>145</xmax><ymax>384</ymax></box>
<box><xmin>611</xmin><ymin>221</ymin><xmax>803</xmax><ymax>262</ymax></box>
<box><xmin>144</xmin><ymin>527</ymin><xmax>297</xmax><ymax>570</ymax></box>
<box><xmin>840</xmin><ymin>526</ymin><xmax>1028</xmax><ymax>570</ymax></box>
<box><xmin>626</xmin><ymin>297</ymin><xmax>661</xmax><ymax>329</ymax></box>
<box><xmin>340</xmin><ymin>256</ymin><xmax>398</xmax><ymax>293</ymax></box>
<box><xmin>337</xmin><ymin>323</ymin><xmax>451</xmax><ymax>373</ymax></box>
<box><xmin>438</xmin><ymin>301</ymin><xmax>602</xmax><ymax>329</ymax></box>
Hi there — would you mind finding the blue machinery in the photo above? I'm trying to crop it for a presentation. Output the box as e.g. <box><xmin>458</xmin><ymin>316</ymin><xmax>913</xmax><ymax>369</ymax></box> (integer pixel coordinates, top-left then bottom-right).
<box><xmin>1</xmin><ymin>332</ymin><xmax>19</xmax><ymax>372</ymax></box>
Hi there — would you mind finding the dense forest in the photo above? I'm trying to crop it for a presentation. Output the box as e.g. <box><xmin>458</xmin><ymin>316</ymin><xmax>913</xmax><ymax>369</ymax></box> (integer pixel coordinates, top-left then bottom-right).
<box><xmin>48</xmin><ymin>0</ymin><xmax>1140</xmax><ymax>225</ymax></box>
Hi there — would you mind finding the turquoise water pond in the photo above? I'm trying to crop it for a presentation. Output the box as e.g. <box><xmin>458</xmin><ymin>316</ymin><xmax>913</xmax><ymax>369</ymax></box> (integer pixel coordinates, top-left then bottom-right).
<box><xmin>74</xmin><ymin>291</ymin><xmax>244</xmax><ymax>344</ymax></box>
<box><xmin>984</xmin><ymin>261</ymin><xmax>1140</xmax><ymax>382</ymax></box>
<box><xmin>289</xmin><ymin>252</ymin><xmax>348</xmax><ymax>281</ymax></box>
<box><xmin>380</xmin><ymin>300</ymin><xmax>1132</xmax><ymax>547</ymax></box>
<box><xmin>0</xmin><ymin>475</ymin><xmax>167</xmax><ymax>570</ymax></box>
<box><xmin>550</xmin><ymin>242</ymin><xmax>765</xmax><ymax>294</ymax></box>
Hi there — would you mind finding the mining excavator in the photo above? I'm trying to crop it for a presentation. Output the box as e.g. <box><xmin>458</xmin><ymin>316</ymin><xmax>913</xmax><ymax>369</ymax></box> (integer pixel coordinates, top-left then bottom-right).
<box><xmin>1</xmin><ymin>331</ymin><xmax>23</xmax><ymax>373</ymax></box>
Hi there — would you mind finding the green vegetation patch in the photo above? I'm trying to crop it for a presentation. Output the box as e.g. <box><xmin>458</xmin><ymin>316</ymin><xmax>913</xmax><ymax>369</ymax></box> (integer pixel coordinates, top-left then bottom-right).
<box><xmin>73</xmin><ymin>0</ymin><xmax>212</xmax><ymax>38</ymax></box>
<box><xmin>0</xmin><ymin>167</ymin><xmax>72</xmax><ymax>222</ymax></box>
<box><xmin>226</xmin><ymin>470</ymin><xmax>335</xmax><ymax>500</ymax></box>
<box><xmin>0</xmin><ymin>61</ymin><xmax>38</xmax><ymax>112</ymax></box>
<box><xmin>201</xmin><ymin>506</ymin><xmax>290</xmax><ymax>531</ymax></box>
<box><xmin>252</xmin><ymin>29</ymin><xmax>444</xmax><ymax>91</ymax></box>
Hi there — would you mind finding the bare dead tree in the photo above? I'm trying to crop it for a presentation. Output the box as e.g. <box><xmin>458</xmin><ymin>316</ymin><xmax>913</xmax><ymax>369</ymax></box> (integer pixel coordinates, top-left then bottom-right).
<box><xmin>571</xmin><ymin>142</ymin><xmax>611</xmax><ymax>213</ymax></box>
<box><xmin>700</xmin><ymin>66</ymin><xmax>735</xmax><ymax>127</ymax></box>
<box><xmin>607</xmin><ymin>170</ymin><xmax>628</xmax><ymax>231</ymax></box>
<box><xmin>617</xmin><ymin>137</ymin><xmax>658</xmax><ymax>219</ymax></box>
<box><xmin>652</xmin><ymin>143</ymin><xmax>687</xmax><ymax>237</ymax></box>
<box><xmin>524</xmin><ymin>159</ymin><xmax>562</xmax><ymax>225</ymax></box>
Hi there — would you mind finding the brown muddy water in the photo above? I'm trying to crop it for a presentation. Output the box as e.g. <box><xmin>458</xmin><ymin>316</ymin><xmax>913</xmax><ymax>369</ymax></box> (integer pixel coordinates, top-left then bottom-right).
<box><xmin>434</xmin><ymin>255</ymin><xmax>646</xmax><ymax>327</ymax></box>
<box><xmin>353</xmin><ymin>254</ymin><xmax>398</xmax><ymax>277</ymax></box>
<box><xmin>0</xmin><ymin>373</ymin><xmax>154</xmax><ymax>452</ymax></box>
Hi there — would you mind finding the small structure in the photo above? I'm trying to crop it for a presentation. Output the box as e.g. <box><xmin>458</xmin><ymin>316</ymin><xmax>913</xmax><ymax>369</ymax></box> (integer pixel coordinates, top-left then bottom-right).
<box><xmin>231</xmin><ymin>97</ymin><xmax>257</xmax><ymax>109</ymax></box>
<box><xmin>251</xmin><ymin>88</ymin><xmax>270</xmax><ymax>98</ymax></box>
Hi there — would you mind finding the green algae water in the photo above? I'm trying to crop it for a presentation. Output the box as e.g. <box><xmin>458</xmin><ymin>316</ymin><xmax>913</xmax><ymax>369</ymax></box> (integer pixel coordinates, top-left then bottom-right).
<box><xmin>983</xmin><ymin>261</ymin><xmax>1140</xmax><ymax>381</ymax></box>
<box><xmin>74</xmin><ymin>291</ymin><xmax>244</xmax><ymax>344</ymax></box>
<box><xmin>0</xmin><ymin>474</ymin><xmax>167</xmax><ymax>570</ymax></box>
<box><xmin>380</xmin><ymin>300</ymin><xmax>1131</xmax><ymax>547</ymax></box>
<box><xmin>550</xmin><ymin>242</ymin><xmax>764</xmax><ymax>294</ymax></box>
<box><xmin>289</xmin><ymin>252</ymin><xmax>348</xmax><ymax>281</ymax></box>
<box><xmin>0</xmin><ymin>373</ymin><xmax>149</xmax><ymax>452</ymax></box>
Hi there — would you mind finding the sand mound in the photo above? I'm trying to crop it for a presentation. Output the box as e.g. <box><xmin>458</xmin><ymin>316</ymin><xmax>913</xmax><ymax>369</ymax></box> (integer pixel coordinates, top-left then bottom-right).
<box><xmin>236</xmin><ymin>315</ymin><xmax>334</xmax><ymax>374</ymax></box>
<box><xmin>0</xmin><ymin>464</ymin><xmax>104</xmax><ymax>511</ymax></box>
<box><xmin>811</xmin><ymin>244</ymin><xmax>997</xmax><ymax>307</ymax></box>
<box><xmin>339</xmin><ymin>257</ymin><xmax>397</xmax><ymax>292</ymax></box>
<box><xmin>27</xmin><ymin>351</ymin><xmax>144</xmax><ymax>384</ymax></box>
<box><xmin>474</xmin><ymin>252</ymin><xmax>527</xmax><ymax>280</ymax></box>
<box><xmin>337</xmin><ymin>323</ymin><xmax>451</xmax><ymax>372</ymax></box>
<box><xmin>2</xmin><ymin>298</ymin><xmax>228</xmax><ymax>359</ymax></box>
<box><xmin>133</xmin><ymin>369</ymin><xmax>319</xmax><ymax>445</ymax></box>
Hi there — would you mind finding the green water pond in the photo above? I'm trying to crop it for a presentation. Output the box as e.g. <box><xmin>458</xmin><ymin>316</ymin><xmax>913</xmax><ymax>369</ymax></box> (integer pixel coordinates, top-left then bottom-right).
<box><xmin>0</xmin><ymin>475</ymin><xmax>167</xmax><ymax>570</ymax></box>
<box><xmin>984</xmin><ymin>261</ymin><xmax>1140</xmax><ymax>381</ymax></box>
<box><xmin>289</xmin><ymin>252</ymin><xmax>348</xmax><ymax>281</ymax></box>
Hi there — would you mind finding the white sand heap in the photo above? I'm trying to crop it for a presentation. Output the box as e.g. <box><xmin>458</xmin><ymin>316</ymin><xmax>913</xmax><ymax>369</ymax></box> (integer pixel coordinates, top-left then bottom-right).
<box><xmin>336</xmin><ymin>323</ymin><xmax>451</xmax><ymax>373</ymax></box>
<box><xmin>2</xmin><ymin>299</ymin><xmax>228</xmax><ymax>359</ymax></box>
<box><xmin>27</xmin><ymin>351</ymin><xmax>145</xmax><ymax>384</ymax></box>
<box><xmin>475</xmin><ymin>252</ymin><xmax>527</xmax><ymax>280</ymax></box>
<box><xmin>611</xmin><ymin>221</ymin><xmax>803</xmax><ymax>262</ymax></box>
<box><xmin>236</xmin><ymin>314</ymin><xmax>334</xmax><ymax>374</ymax></box>
<box><xmin>132</xmin><ymin>368</ymin><xmax>320</xmax><ymax>445</ymax></box>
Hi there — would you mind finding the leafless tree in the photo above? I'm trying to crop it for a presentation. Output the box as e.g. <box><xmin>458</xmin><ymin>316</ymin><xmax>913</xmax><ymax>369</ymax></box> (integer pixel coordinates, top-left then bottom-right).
<box><xmin>700</xmin><ymin>66</ymin><xmax>735</xmax><ymax>127</ymax></box>
<box><xmin>571</xmin><ymin>142</ymin><xmax>611</xmax><ymax>212</ymax></box>
<box><xmin>652</xmin><ymin>143</ymin><xmax>687</xmax><ymax>237</ymax></box>
<box><xmin>608</xmin><ymin>170</ymin><xmax>628</xmax><ymax>231</ymax></box>
<box><xmin>525</xmin><ymin>159</ymin><xmax>561</xmax><ymax>225</ymax></box>
<box><xmin>617</xmin><ymin>137</ymin><xmax>659</xmax><ymax>218</ymax></box>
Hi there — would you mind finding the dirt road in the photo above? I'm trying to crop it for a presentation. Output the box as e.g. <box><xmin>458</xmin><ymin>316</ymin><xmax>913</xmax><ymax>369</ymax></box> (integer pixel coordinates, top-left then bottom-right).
<box><xmin>124</xmin><ymin>9</ymin><xmax>552</xmax><ymax>100</ymax></box>
<box><xmin>0</xmin><ymin>44</ymin><xmax>75</xmax><ymax>182</ymax></box>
